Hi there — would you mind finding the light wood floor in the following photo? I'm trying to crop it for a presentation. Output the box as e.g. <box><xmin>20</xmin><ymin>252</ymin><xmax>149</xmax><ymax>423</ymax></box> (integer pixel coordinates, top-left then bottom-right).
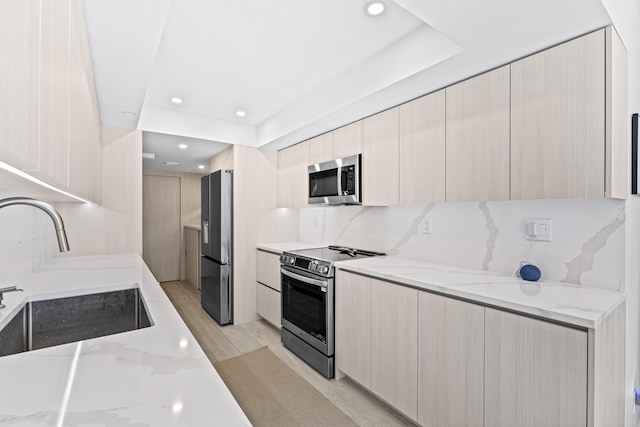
<box><xmin>160</xmin><ymin>280</ymin><xmax>417</xmax><ymax>427</ymax></box>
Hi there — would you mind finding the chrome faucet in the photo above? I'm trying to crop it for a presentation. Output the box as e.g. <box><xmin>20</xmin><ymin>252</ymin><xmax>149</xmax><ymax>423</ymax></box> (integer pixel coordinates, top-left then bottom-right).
<box><xmin>0</xmin><ymin>197</ymin><xmax>70</xmax><ymax>252</ymax></box>
<box><xmin>0</xmin><ymin>286</ymin><xmax>23</xmax><ymax>309</ymax></box>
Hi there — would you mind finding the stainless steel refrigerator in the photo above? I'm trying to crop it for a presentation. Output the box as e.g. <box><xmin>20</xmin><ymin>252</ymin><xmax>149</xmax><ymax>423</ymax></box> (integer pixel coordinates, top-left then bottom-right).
<box><xmin>201</xmin><ymin>170</ymin><xmax>233</xmax><ymax>325</ymax></box>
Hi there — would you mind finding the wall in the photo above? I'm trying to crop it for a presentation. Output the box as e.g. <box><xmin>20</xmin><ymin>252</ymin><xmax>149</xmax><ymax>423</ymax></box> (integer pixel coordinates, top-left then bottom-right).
<box><xmin>142</xmin><ymin>168</ymin><xmax>205</xmax><ymax>280</ymax></box>
<box><xmin>0</xmin><ymin>192</ymin><xmax>47</xmax><ymax>289</ymax></box>
<box><xmin>299</xmin><ymin>198</ymin><xmax>625</xmax><ymax>290</ymax></box>
<box><xmin>53</xmin><ymin>127</ymin><xmax>143</xmax><ymax>257</ymax></box>
<box><xmin>598</xmin><ymin>0</ymin><xmax>640</xmax><ymax>425</ymax></box>
<box><xmin>210</xmin><ymin>145</ymin><xmax>298</xmax><ymax>324</ymax></box>
<box><xmin>0</xmin><ymin>127</ymin><xmax>143</xmax><ymax>288</ymax></box>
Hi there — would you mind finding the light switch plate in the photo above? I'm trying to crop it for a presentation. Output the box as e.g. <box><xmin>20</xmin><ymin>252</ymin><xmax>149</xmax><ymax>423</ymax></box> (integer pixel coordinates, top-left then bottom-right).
<box><xmin>525</xmin><ymin>218</ymin><xmax>552</xmax><ymax>241</ymax></box>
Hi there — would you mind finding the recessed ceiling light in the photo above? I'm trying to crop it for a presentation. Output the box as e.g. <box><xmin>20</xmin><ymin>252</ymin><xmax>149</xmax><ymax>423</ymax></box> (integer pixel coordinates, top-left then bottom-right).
<box><xmin>171</xmin><ymin>97</ymin><xmax>184</xmax><ymax>105</ymax></box>
<box><xmin>236</xmin><ymin>110</ymin><xmax>246</xmax><ymax>117</ymax></box>
<box><xmin>163</xmin><ymin>161</ymin><xmax>181</xmax><ymax>166</ymax></box>
<box><xmin>142</xmin><ymin>153</ymin><xmax>155</xmax><ymax>159</ymax></box>
<box><xmin>178</xmin><ymin>143</ymin><xmax>188</xmax><ymax>149</ymax></box>
<box><xmin>198</xmin><ymin>165</ymin><xmax>205</xmax><ymax>169</ymax></box>
<box><xmin>121</xmin><ymin>111</ymin><xmax>137</xmax><ymax>117</ymax></box>
<box><xmin>364</xmin><ymin>1</ymin><xmax>386</xmax><ymax>16</ymax></box>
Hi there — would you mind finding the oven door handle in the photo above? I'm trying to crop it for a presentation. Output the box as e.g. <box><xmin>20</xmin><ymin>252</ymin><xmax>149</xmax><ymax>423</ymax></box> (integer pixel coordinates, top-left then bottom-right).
<box><xmin>281</xmin><ymin>267</ymin><xmax>328</xmax><ymax>289</ymax></box>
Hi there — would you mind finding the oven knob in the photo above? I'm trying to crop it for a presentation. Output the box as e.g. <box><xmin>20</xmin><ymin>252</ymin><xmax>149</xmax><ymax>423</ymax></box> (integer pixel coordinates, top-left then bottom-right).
<box><xmin>320</xmin><ymin>265</ymin><xmax>328</xmax><ymax>274</ymax></box>
<box><xmin>289</xmin><ymin>258</ymin><xmax>295</xmax><ymax>265</ymax></box>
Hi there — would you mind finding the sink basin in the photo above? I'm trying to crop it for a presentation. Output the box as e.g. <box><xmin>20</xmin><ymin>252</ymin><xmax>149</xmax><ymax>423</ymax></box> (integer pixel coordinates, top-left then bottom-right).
<box><xmin>0</xmin><ymin>288</ymin><xmax>152</xmax><ymax>357</ymax></box>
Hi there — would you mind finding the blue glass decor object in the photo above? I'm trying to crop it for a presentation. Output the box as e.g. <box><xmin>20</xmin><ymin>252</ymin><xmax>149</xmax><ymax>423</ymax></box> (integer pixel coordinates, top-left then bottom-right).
<box><xmin>519</xmin><ymin>264</ymin><xmax>541</xmax><ymax>282</ymax></box>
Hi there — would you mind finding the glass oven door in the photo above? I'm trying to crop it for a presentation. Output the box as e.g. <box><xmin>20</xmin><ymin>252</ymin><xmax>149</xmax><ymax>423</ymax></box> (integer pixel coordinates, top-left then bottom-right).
<box><xmin>281</xmin><ymin>267</ymin><xmax>333</xmax><ymax>356</ymax></box>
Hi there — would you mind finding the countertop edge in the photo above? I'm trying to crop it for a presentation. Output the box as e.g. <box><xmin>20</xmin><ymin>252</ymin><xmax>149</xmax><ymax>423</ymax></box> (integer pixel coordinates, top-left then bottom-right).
<box><xmin>335</xmin><ymin>259</ymin><xmax>625</xmax><ymax>330</ymax></box>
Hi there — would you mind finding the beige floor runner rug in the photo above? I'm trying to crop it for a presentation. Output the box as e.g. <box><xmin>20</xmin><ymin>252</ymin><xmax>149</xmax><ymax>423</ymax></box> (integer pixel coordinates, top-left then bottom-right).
<box><xmin>214</xmin><ymin>346</ymin><xmax>358</xmax><ymax>427</ymax></box>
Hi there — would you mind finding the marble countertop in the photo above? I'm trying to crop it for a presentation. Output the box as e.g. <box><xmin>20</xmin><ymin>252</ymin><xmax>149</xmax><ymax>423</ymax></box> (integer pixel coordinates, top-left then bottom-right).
<box><xmin>256</xmin><ymin>242</ymin><xmax>324</xmax><ymax>254</ymax></box>
<box><xmin>0</xmin><ymin>253</ymin><xmax>251</xmax><ymax>426</ymax></box>
<box><xmin>335</xmin><ymin>256</ymin><xmax>625</xmax><ymax>329</ymax></box>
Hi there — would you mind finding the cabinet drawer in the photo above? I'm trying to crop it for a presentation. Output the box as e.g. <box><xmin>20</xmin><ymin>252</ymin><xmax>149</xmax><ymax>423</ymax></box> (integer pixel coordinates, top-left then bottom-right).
<box><xmin>256</xmin><ymin>282</ymin><xmax>281</xmax><ymax>328</ymax></box>
<box><xmin>256</xmin><ymin>250</ymin><xmax>281</xmax><ymax>291</ymax></box>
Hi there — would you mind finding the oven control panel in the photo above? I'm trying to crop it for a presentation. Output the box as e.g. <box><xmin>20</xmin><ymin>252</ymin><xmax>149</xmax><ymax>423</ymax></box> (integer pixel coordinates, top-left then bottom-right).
<box><xmin>280</xmin><ymin>253</ymin><xmax>332</xmax><ymax>277</ymax></box>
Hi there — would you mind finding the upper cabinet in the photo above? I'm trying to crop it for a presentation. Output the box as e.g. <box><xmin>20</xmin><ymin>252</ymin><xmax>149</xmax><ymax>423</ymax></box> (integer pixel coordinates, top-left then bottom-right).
<box><xmin>333</xmin><ymin>121</ymin><xmax>362</xmax><ymax>159</ymax></box>
<box><xmin>307</xmin><ymin>132</ymin><xmax>334</xmax><ymax>165</ymax></box>
<box><xmin>39</xmin><ymin>0</ymin><xmax>70</xmax><ymax>188</ymax></box>
<box><xmin>399</xmin><ymin>90</ymin><xmax>446</xmax><ymax>204</ymax></box>
<box><xmin>446</xmin><ymin>65</ymin><xmax>510</xmax><ymax>202</ymax></box>
<box><xmin>0</xmin><ymin>0</ymin><xmax>40</xmax><ymax>171</ymax></box>
<box><xmin>0</xmin><ymin>0</ymin><xmax>102</xmax><ymax>203</ymax></box>
<box><xmin>277</xmin><ymin>142</ymin><xmax>309</xmax><ymax>208</ymax></box>
<box><xmin>68</xmin><ymin>0</ymin><xmax>102</xmax><ymax>202</ymax></box>
<box><xmin>362</xmin><ymin>107</ymin><xmax>400</xmax><ymax>206</ymax></box>
<box><xmin>511</xmin><ymin>29</ymin><xmax>612</xmax><ymax>200</ymax></box>
<box><xmin>276</xmin><ymin>26</ymin><xmax>627</xmax><ymax>206</ymax></box>
<box><xmin>511</xmin><ymin>28</ymin><xmax>627</xmax><ymax>200</ymax></box>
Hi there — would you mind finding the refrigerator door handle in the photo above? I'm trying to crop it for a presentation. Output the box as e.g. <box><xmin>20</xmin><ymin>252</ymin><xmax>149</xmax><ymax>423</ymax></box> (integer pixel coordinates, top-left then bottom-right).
<box><xmin>203</xmin><ymin>221</ymin><xmax>209</xmax><ymax>244</ymax></box>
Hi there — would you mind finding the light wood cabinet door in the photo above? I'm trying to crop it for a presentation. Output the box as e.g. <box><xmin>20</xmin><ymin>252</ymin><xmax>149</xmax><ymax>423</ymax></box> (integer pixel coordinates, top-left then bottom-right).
<box><xmin>143</xmin><ymin>175</ymin><xmax>181</xmax><ymax>282</ymax></box>
<box><xmin>0</xmin><ymin>0</ymin><xmax>40</xmax><ymax>170</ymax></box>
<box><xmin>333</xmin><ymin>121</ymin><xmax>362</xmax><ymax>159</ymax></box>
<box><xmin>445</xmin><ymin>65</ymin><xmax>510</xmax><ymax>202</ymax></box>
<box><xmin>39</xmin><ymin>0</ymin><xmax>70</xmax><ymax>188</ymax></box>
<box><xmin>605</xmin><ymin>27</ymin><xmax>628</xmax><ymax>200</ymax></box>
<box><xmin>399</xmin><ymin>90</ymin><xmax>446</xmax><ymax>204</ymax></box>
<box><xmin>277</xmin><ymin>147</ymin><xmax>294</xmax><ymax>208</ymax></box>
<box><xmin>371</xmin><ymin>278</ymin><xmax>418</xmax><ymax>421</ymax></box>
<box><xmin>418</xmin><ymin>292</ymin><xmax>484</xmax><ymax>427</ymax></box>
<box><xmin>185</xmin><ymin>228</ymin><xmax>201</xmax><ymax>289</ymax></box>
<box><xmin>362</xmin><ymin>107</ymin><xmax>399</xmax><ymax>206</ymax></box>
<box><xmin>335</xmin><ymin>270</ymin><xmax>372</xmax><ymax>388</ymax></box>
<box><xmin>68</xmin><ymin>0</ymin><xmax>100</xmax><ymax>201</ymax></box>
<box><xmin>307</xmin><ymin>132</ymin><xmax>334</xmax><ymax>165</ymax></box>
<box><xmin>484</xmin><ymin>308</ymin><xmax>588</xmax><ymax>427</ymax></box>
<box><xmin>277</xmin><ymin>142</ymin><xmax>309</xmax><ymax>208</ymax></box>
<box><xmin>291</xmin><ymin>142</ymin><xmax>309</xmax><ymax>208</ymax></box>
<box><xmin>511</xmin><ymin>30</ymin><xmax>605</xmax><ymax>200</ymax></box>
<box><xmin>256</xmin><ymin>282</ymin><xmax>281</xmax><ymax>328</ymax></box>
<box><xmin>256</xmin><ymin>249</ymin><xmax>281</xmax><ymax>291</ymax></box>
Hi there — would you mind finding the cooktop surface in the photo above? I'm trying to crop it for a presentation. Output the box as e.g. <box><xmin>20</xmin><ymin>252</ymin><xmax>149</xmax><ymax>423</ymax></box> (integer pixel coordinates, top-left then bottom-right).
<box><xmin>287</xmin><ymin>246</ymin><xmax>386</xmax><ymax>263</ymax></box>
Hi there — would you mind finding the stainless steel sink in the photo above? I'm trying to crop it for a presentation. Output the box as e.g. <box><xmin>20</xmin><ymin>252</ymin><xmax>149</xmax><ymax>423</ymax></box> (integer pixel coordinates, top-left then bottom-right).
<box><xmin>0</xmin><ymin>288</ymin><xmax>152</xmax><ymax>357</ymax></box>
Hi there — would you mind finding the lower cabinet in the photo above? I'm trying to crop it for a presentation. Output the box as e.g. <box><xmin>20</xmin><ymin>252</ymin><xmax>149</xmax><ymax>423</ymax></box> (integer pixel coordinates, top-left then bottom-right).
<box><xmin>335</xmin><ymin>270</ymin><xmax>624</xmax><ymax>427</ymax></box>
<box><xmin>336</xmin><ymin>272</ymin><xmax>418</xmax><ymax>421</ymax></box>
<box><xmin>484</xmin><ymin>308</ymin><xmax>588</xmax><ymax>427</ymax></box>
<box><xmin>372</xmin><ymin>279</ymin><xmax>418</xmax><ymax>421</ymax></box>
<box><xmin>335</xmin><ymin>270</ymin><xmax>372</xmax><ymax>388</ymax></box>
<box><xmin>256</xmin><ymin>282</ymin><xmax>281</xmax><ymax>328</ymax></box>
<box><xmin>418</xmin><ymin>292</ymin><xmax>484</xmax><ymax>427</ymax></box>
<box><xmin>255</xmin><ymin>249</ymin><xmax>282</xmax><ymax>328</ymax></box>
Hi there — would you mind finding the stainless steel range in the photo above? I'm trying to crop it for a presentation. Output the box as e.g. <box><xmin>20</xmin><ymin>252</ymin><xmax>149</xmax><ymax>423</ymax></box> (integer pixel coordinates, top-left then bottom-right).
<box><xmin>280</xmin><ymin>245</ymin><xmax>385</xmax><ymax>378</ymax></box>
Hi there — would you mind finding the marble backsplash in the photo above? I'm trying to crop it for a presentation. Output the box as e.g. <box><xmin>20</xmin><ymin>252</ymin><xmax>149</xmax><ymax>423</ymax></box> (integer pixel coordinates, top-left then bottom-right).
<box><xmin>0</xmin><ymin>192</ymin><xmax>48</xmax><ymax>289</ymax></box>
<box><xmin>298</xmin><ymin>198</ymin><xmax>626</xmax><ymax>291</ymax></box>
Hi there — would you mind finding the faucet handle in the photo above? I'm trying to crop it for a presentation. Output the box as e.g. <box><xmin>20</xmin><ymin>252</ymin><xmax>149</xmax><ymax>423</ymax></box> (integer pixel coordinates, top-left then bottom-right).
<box><xmin>0</xmin><ymin>286</ymin><xmax>23</xmax><ymax>309</ymax></box>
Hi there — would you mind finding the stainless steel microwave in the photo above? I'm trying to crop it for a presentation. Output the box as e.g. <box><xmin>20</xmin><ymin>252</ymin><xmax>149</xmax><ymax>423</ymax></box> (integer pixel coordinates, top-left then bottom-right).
<box><xmin>308</xmin><ymin>154</ymin><xmax>361</xmax><ymax>205</ymax></box>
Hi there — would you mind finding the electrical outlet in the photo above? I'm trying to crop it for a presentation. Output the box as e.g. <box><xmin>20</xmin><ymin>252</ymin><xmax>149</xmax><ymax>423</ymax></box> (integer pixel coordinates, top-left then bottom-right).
<box><xmin>421</xmin><ymin>217</ymin><xmax>433</xmax><ymax>234</ymax></box>
<box><xmin>312</xmin><ymin>216</ymin><xmax>317</xmax><ymax>227</ymax></box>
<box><xmin>525</xmin><ymin>218</ymin><xmax>552</xmax><ymax>241</ymax></box>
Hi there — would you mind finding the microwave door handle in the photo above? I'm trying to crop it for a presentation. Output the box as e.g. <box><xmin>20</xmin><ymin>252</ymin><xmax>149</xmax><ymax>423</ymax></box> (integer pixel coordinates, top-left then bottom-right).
<box><xmin>336</xmin><ymin>167</ymin><xmax>343</xmax><ymax>196</ymax></box>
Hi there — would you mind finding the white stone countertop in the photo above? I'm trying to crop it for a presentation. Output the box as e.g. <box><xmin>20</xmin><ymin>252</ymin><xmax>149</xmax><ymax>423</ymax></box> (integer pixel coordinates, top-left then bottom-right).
<box><xmin>256</xmin><ymin>242</ymin><xmax>324</xmax><ymax>255</ymax></box>
<box><xmin>0</xmin><ymin>253</ymin><xmax>251</xmax><ymax>426</ymax></box>
<box><xmin>335</xmin><ymin>256</ymin><xmax>625</xmax><ymax>329</ymax></box>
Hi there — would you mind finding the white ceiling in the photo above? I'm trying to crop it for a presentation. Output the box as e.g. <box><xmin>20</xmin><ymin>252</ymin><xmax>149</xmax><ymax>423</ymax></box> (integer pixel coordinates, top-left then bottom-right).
<box><xmin>84</xmin><ymin>0</ymin><xmax>614</xmax><ymax>173</ymax></box>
